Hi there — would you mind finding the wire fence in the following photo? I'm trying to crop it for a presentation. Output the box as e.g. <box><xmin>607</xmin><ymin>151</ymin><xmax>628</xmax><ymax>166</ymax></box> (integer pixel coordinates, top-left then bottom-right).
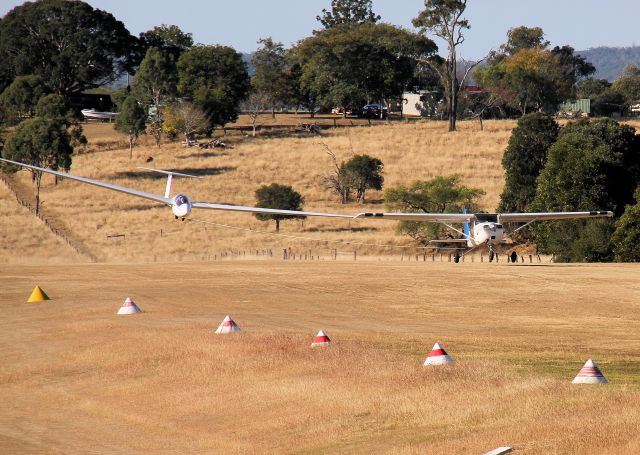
<box><xmin>0</xmin><ymin>173</ymin><xmax>97</xmax><ymax>262</ymax></box>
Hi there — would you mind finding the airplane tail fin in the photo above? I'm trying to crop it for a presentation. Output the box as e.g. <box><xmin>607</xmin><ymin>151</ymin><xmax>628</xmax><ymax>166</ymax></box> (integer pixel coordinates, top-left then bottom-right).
<box><xmin>463</xmin><ymin>207</ymin><xmax>470</xmax><ymax>239</ymax></box>
<box><xmin>137</xmin><ymin>167</ymin><xmax>202</xmax><ymax>198</ymax></box>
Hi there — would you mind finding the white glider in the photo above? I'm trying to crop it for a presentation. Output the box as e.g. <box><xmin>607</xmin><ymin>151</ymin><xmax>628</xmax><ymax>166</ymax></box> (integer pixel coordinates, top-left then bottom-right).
<box><xmin>0</xmin><ymin>158</ymin><xmax>353</xmax><ymax>220</ymax></box>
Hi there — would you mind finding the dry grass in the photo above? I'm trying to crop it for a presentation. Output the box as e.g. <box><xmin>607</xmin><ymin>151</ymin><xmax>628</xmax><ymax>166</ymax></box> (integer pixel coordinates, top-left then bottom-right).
<box><xmin>1</xmin><ymin>119</ymin><xmax>513</xmax><ymax>263</ymax></box>
<box><xmin>0</xmin><ymin>182</ymin><xmax>82</xmax><ymax>264</ymax></box>
<box><xmin>1</xmin><ymin>261</ymin><xmax>639</xmax><ymax>453</ymax></box>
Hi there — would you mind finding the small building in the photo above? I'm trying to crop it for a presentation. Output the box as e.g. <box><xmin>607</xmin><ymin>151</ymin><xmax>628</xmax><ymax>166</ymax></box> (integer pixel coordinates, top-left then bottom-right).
<box><xmin>558</xmin><ymin>98</ymin><xmax>591</xmax><ymax>117</ymax></box>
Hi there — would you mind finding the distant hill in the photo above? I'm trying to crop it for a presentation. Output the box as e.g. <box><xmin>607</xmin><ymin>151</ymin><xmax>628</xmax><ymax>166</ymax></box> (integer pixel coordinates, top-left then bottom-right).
<box><xmin>577</xmin><ymin>46</ymin><xmax>640</xmax><ymax>81</ymax></box>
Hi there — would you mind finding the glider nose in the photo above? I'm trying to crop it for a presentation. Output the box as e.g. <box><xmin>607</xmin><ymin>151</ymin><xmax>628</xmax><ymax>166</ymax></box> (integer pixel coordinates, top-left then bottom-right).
<box><xmin>171</xmin><ymin>194</ymin><xmax>192</xmax><ymax>218</ymax></box>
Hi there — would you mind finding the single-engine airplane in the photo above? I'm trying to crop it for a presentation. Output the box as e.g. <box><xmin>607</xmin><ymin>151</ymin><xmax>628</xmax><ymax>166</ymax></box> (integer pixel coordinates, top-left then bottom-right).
<box><xmin>0</xmin><ymin>158</ymin><xmax>613</xmax><ymax>258</ymax></box>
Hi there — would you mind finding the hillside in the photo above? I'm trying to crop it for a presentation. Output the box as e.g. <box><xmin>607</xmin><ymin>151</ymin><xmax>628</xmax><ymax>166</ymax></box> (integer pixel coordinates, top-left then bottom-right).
<box><xmin>0</xmin><ymin>117</ymin><xmax>512</xmax><ymax>263</ymax></box>
<box><xmin>578</xmin><ymin>46</ymin><xmax>640</xmax><ymax>81</ymax></box>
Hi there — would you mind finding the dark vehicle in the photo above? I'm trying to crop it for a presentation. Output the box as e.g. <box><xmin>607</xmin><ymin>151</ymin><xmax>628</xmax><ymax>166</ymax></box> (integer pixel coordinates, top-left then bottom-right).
<box><xmin>360</xmin><ymin>103</ymin><xmax>388</xmax><ymax>119</ymax></box>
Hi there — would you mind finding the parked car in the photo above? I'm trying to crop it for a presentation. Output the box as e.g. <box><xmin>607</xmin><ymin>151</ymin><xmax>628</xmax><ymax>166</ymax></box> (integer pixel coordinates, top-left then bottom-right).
<box><xmin>360</xmin><ymin>103</ymin><xmax>388</xmax><ymax>119</ymax></box>
<box><xmin>332</xmin><ymin>106</ymin><xmax>357</xmax><ymax>115</ymax></box>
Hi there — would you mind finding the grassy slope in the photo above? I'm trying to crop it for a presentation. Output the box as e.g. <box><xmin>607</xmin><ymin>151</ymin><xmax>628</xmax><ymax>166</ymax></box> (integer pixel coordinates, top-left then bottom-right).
<box><xmin>1</xmin><ymin>118</ymin><xmax>513</xmax><ymax>263</ymax></box>
<box><xmin>0</xmin><ymin>261</ymin><xmax>639</xmax><ymax>454</ymax></box>
<box><xmin>0</xmin><ymin>182</ymin><xmax>82</xmax><ymax>264</ymax></box>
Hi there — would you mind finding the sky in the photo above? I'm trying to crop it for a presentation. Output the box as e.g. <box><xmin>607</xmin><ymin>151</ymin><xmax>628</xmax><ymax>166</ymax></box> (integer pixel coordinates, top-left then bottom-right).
<box><xmin>1</xmin><ymin>0</ymin><xmax>639</xmax><ymax>59</ymax></box>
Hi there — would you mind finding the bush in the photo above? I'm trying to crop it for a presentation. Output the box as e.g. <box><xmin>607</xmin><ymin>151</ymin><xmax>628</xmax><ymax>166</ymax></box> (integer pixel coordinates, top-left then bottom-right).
<box><xmin>254</xmin><ymin>183</ymin><xmax>305</xmax><ymax>232</ymax></box>
<box><xmin>341</xmin><ymin>154</ymin><xmax>383</xmax><ymax>203</ymax></box>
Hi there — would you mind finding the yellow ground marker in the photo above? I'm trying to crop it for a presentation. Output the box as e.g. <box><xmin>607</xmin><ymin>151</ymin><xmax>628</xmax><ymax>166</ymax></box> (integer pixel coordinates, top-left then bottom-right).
<box><xmin>27</xmin><ymin>286</ymin><xmax>50</xmax><ymax>302</ymax></box>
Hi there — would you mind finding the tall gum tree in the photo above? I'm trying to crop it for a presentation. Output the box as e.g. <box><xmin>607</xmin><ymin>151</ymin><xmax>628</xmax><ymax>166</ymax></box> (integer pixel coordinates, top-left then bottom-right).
<box><xmin>413</xmin><ymin>0</ymin><xmax>470</xmax><ymax>132</ymax></box>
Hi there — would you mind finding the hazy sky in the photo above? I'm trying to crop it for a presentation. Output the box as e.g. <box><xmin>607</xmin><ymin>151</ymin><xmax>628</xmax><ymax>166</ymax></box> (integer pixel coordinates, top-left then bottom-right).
<box><xmin>1</xmin><ymin>0</ymin><xmax>639</xmax><ymax>59</ymax></box>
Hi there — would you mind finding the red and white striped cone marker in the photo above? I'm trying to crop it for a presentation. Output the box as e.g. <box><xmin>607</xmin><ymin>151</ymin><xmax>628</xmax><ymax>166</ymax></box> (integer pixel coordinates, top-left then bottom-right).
<box><xmin>311</xmin><ymin>330</ymin><xmax>331</xmax><ymax>347</ymax></box>
<box><xmin>117</xmin><ymin>297</ymin><xmax>142</xmax><ymax>315</ymax></box>
<box><xmin>215</xmin><ymin>315</ymin><xmax>241</xmax><ymax>334</ymax></box>
<box><xmin>423</xmin><ymin>342</ymin><xmax>454</xmax><ymax>366</ymax></box>
<box><xmin>572</xmin><ymin>359</ymin><xmax>608</xmax><ymax>384</ymax></box>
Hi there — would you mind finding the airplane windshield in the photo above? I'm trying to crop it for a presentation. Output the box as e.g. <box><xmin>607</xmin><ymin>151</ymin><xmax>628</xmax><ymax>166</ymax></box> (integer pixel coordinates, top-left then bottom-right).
<box><xmin>475</xmin><ymin>214</ymin><xmax>498</xmax><ymax>223</ymax></box>
<box><xmin>175</xmin><ymin>194</ymin><xmax>188</xmax><ymax>205</ymax></box>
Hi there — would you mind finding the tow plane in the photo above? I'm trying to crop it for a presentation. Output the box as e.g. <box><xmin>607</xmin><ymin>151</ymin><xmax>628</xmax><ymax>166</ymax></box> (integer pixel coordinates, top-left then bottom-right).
<box><xmin>353</xmin><ymin>209</ymin><xmax>613</xmax><ymax>259</ymax></box>
<box><xmin>0</xmin><ymin>158</ymin><xmax>613</xmax><ymax>255</ymax></box>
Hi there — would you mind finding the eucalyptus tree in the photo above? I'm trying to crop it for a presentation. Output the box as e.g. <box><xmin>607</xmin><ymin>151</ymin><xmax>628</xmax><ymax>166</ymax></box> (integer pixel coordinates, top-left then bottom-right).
<box><xmin>413</xmin><ymin>0</ymin><xmax>470</xmax><ymax>131</ymax></box>
<box><xmin>0</xmin><ymin>0</ymin><xmax>138</xmax><ymax>95</ymax></box>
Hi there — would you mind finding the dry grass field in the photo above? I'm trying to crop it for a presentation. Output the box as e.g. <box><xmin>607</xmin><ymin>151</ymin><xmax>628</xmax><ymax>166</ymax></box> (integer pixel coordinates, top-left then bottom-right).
<box><xmin>1</xmin><ymin>261</ymin><xmax>639</xmax><ymax>454</ymax></box>
<box><xmin>1</xmin><ymin>118</ymin><xmax>513</xmax><ymax>263</ymax></box>
<box><xmin>2</xmin><ymin>118</ymin><xmax>640</xmax><ymax>454</ymax></box>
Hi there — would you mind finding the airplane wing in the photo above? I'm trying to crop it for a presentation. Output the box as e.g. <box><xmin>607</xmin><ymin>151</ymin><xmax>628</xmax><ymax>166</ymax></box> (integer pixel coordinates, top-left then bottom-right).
<box><xmin>0</xmin><ymin>157</ymin><xmax>171</xmax><ymax>205</ymax></box>
<box><xmin>354</xmin><ymin>212</ymin><xmax>473</xmax><ymax>222</ymax></box>
<box><xmin>191</xmin><ymin>202</ymin><xmax>354</xmax><ymax>219</ymax></box>
<box><xmin>0</xmin><ymin>158</ymin><xmax>353</xmax><ymax>219</ymax></box>
<box><xmin>498</xmin><ymin>211</ymin><xmax>613</xmax><ymax>222</ymax></box>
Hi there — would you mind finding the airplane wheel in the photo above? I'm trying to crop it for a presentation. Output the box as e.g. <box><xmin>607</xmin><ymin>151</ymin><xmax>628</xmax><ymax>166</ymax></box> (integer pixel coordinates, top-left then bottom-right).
<box><xmin>454</xmin><ymin>253</ymin><xmax>461</xmax><ymax>263</ymax></box>
<box><xmin>488</xmin><ymin>250</ymin><xmax>495</xmax><ymax>262</ymax></box>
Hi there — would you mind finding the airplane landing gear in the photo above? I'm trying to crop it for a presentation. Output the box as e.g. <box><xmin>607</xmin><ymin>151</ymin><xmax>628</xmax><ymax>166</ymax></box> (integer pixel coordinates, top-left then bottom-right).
<box><xmin>488</xmin><ymin>245</ymin><xmax>495</xmax><ymax>263</ymax></box>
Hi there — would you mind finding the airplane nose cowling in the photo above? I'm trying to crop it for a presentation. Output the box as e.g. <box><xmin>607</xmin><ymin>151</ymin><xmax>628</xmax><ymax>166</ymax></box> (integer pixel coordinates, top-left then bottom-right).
<box><xmin>171</xmin><ymin>194</ymin><xmax>192</xmax><ymax>218</ymax></box>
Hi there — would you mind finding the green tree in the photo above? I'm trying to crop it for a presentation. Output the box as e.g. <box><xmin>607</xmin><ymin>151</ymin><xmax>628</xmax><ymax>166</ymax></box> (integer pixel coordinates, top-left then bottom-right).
<box><xmin>0</xmin><ymin>75</ymin><xmax>49</xmax><ymax>124</ymax></box>
<box><xmin>254</xmin><ymin>183</ymin><xmax>305</xmax><ymax>232</ymax></box>
<box><xmin>531</xmin><ymin>119</ymin><xmax>640</xmax><ymax>261</ymax></box>
<box><xmin>132</xmin><ymin>47</ymin><xmax>178</xmax><ymax>147</ymax></box>
<box><xmin>475</xmin><ymin>49</ymin><xmax>558</xmax><ymax>114</ymax></box>
<box><xmin>576</xmin><ymin>77</ymin><xmax>611</xmax><ymax>99</ymax></box>
<box><xmin>251</xmin><ymin>38</ymin><xmax>288</xmax><ymax>118</ymax></box>
<box><xmin>278</xmin><ymin>62</ymin><xmax>321</xmax><ymax>117</ymax></box>
<box><xmin>317</xmin><ymin>0</ymin><xmax>380</xmax><ymax>28</ymax></box>
<box><xmin>294</xmin><ymin>23</ymin><xmax>436</xmax><ymax>115</ymax></box>
<box><xmin>498</xmin><ymin>113</ymin><xmax>559</xmax><ymax>212</ymax></box>
<box><xmin>612</xmin><ymin>188</ymin><xmax>640</xmax><ymax>262</ymax></box>
<box><xmin>115</xmin><ymin>96</ymin><xmax>147</xmax><ymax>158</ymax></box>
<box><xmin>35</xmin><ymin>94</ymin><xmax>70</xmax><ymax>121</ymax></box>
<box><xmin>476</xmin><ymin>30</ymin><xmax>594</xmax><ymax>115</ymax></box>
<box><xmin>384</xmin><ymin>175</ymin><xmax>484</xmax><ymax>243</ymax></box>
<box><xmin>1</xmin><ymin>117</ymin><xmax>73</xmax><ymax>214</ymax></box>
<box><xmin>139</xmin><ymin>24</ymin><xmax>193</xmax><ymax>61</ymax></box>
<box><xmin>577</xmin><ymin>78</ymin><xmax>628</xmax><ymax>117</ymax></box>
<box><xmin>413</xmin><ymin>0</ymin><xmax>470</xmax><ymax>132</ymax></box>
<box><xmin>611</xmin><ymin>64</ymin><xmax>640</xmax><ymax>106</ymax></box>
<box><xmin>0</xmin><ymin>0</ymin><xmax>138</xmax><ymax>95</ymax></box>
<box><xmin>550</xmin><ymin>45</ymin><xmax>595</xmax><ymax>100</ymax></box>
<box><xmin>177</xmin><ymin>45</ymin><xmax>251</xmax><ymax>130</ymax></box>
<box><xmin>499</xmin><ymin>26</ymin><xmax>549</xmax><ymax>56</ymax></box>
<box><xmin>36</xmin><ymin>94</ymin><xmax>87</xmax><ymax>152</ymax></box>
<box><xmin>341</xmin><ymin>154</ymin><xmax>384</xmax><ymax>203</ymax></box>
